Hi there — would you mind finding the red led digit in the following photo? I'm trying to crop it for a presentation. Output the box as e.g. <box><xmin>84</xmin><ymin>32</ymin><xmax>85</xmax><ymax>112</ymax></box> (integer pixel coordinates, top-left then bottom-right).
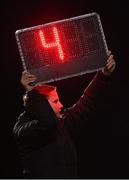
<box><xmin>39</xmin><ymin>27</ymin><xmax>64</xmax><ymax>62</ymax></box>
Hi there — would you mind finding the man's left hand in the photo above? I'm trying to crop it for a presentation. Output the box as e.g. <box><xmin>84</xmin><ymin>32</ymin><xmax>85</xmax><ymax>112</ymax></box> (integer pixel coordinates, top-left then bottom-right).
<box><xmin>102</xmin><ymin>51</ymin><xmax>116</xmax><ymax>76</ymax></box>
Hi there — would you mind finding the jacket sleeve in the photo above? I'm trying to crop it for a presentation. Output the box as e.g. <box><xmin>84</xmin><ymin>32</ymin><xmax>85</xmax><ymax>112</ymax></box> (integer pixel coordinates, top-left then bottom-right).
<box><xmin>64</xmin><ymin>71</ymin><xmax>111</xmax><ymax>132</ymax></box>
<box><xmin>13</xmin><ymin>90</ymin><xmax>58</xmax><ymax>148</ymax></box>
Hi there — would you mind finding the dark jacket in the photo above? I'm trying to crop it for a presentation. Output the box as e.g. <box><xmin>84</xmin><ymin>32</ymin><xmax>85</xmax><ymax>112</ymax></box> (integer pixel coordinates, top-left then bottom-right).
<box><xmin>13</xmin><ymin>72</ymin><xmax>109</xmax><ymax>178</ymax></box>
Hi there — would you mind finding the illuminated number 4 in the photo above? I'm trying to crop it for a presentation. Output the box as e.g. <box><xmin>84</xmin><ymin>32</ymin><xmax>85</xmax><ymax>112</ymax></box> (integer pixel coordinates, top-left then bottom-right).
<box><xmin>39</xmin><ymin>27</ymin><xmax>64</xmax><ymax>62</ymax></box>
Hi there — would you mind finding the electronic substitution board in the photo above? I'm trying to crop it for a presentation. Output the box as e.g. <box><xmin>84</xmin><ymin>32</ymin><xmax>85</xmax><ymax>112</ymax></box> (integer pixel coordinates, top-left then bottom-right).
<box><xmin>15</xmin><ymin>12</ymin><xmax>108</xmax><ymax>84</ymax></box>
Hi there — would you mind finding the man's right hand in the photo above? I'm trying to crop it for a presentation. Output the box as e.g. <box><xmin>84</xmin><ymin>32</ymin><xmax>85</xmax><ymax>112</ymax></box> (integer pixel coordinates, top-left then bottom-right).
<box><xmin>21</xmin><ymin>71</ymin><xmax>37</xmax><ymax>91</ymax></box>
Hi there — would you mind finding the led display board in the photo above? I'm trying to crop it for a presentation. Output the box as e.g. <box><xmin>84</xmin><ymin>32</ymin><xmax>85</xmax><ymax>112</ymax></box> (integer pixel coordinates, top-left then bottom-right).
<box><xmin>15</xmin><ymin>12</ymin><xmax>108</xmax><ymax>84</ymax></box>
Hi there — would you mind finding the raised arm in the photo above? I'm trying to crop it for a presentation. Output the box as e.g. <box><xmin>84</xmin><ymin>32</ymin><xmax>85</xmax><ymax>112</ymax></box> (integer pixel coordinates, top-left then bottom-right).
<box><xmin>64</xmin><ymin>51</ymin><xmax>116</xmax><ymax>129</ymax></box>
<box><xmin>14</xmin><ymin>71</ymin><xmax>59</xmax><ymax>148</ymax></box>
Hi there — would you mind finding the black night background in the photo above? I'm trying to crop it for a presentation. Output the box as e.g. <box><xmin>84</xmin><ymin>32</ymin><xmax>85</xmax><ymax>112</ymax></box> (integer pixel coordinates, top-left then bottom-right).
<box><xmin>1</xmin><ymin>0</ymin><xmax>129</xmax><ymax>178</ymax></box>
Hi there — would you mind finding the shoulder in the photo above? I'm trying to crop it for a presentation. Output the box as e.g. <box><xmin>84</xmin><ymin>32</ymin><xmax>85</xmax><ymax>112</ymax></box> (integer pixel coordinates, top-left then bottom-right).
<box><xmin>18</xmin><ymin>111</ymin><xmax>26</xmax><ymax>120</ymax></box>
<box><xmin>18</xmin><ymin>110</ymin><xmax>36</xmax><ymax>122</ymax></box>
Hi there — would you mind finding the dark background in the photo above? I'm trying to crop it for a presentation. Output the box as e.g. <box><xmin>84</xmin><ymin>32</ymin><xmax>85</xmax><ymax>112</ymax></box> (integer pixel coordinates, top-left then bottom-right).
<box><xmin>1</xmin><ymin>0</ymin><xmax>129</xmax><ymax>178</ymax></box>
